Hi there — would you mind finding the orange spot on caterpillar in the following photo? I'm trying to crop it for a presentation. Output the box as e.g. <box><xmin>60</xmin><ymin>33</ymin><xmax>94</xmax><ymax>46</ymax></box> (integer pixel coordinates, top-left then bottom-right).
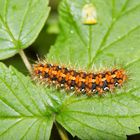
<box><xmin>32</xmin><ymin>62</ymin><xmax>127</xmax><ymax>96</ymax></box>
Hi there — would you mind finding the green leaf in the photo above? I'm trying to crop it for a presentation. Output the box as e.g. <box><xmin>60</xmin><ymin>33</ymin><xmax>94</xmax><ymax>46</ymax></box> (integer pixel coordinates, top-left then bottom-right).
<box><xmin>0</xmin><ymin>0</ymin><xmax>50</xmax><ymax>60</ymax></box>
<box><xmin>47</xmin><ymin>0</ymin><xmax>140</xmax><ymax>139</ymax></box>
<box><xmin>0</xmin><ymin>63</ymin><xmax>54</xmax><ymax>140</ymax></box>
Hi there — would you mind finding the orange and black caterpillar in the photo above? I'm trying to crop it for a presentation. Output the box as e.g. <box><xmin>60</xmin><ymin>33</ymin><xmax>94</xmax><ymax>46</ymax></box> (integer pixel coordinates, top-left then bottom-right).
<box><xmin>33</xmin><ymin>62</ymin><xmax>127</xmax><ymax>96</ymax></box>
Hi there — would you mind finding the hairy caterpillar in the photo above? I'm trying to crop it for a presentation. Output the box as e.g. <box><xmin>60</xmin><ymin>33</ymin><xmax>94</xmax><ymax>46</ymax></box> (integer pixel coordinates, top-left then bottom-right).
<box><xmin>33</xmin><ymin>62</ymin><xmax>127</xmax><ymax>96</ymax></box>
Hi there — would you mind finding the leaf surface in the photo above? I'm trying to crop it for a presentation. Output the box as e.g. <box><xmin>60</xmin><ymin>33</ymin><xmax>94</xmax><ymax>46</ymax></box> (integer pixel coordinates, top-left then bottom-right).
<box><xmin>0</xmin><ymin>0</ymin><xmax>50</xmax><ymax>59</ymax></box>
<box><xmin>47</xmin><ymin>0</ymin><xmax>140</xmax><ymax>139</ymax></box>
<box><xmin>0</xmin><ymin>63</ymin><xmax>54</xmax><ymax>140</ymax></box>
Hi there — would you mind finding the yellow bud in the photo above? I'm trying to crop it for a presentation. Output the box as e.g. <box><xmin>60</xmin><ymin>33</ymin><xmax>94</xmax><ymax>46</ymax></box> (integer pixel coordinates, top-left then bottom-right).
<box><xmin>82</xmin><ymin>4</ymin><xmax>97</xmax><ymax>25</ymax></box>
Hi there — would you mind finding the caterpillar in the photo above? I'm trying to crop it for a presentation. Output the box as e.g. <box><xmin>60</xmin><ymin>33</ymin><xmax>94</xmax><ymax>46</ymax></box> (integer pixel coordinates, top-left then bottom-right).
<box><xmin>33</xmin><ymin>62</ymin><xmax>127</xmax><ymax>96</ymax></box>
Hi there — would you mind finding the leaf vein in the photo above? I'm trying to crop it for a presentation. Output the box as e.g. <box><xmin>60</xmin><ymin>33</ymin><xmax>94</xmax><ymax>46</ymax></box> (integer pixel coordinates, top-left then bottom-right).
<box><xmin>12</xmin><ymin>68</ymin><xmax>44</xmax><ymax>116</ymax></box>
<box><xmin>62</xmin><ymin>111</ymin><xmax>140</xmax><ymax>119</ymax></box>
<box><xmin>0</xmin><ymin>118</ymin><xmax>22</xmax><ymax>137</ymax></box>
<box><xmin>65</xmin><ymin>114</ymin><xmax>124</xmax><ymax>139</ymax></box>
<box><xmin>20</xmin><ymin>119</ymin><xmax>38</xmax><ymax>140</ymax></box>
<box><xmin>0</xmin><ymin>77</ymin><xmax>34</xmax><ymax>115</ymax></box>
<box><xmin>17</xmin><ymin>0</ymin><xmax>32</xmax><ymax>41</ymax></box>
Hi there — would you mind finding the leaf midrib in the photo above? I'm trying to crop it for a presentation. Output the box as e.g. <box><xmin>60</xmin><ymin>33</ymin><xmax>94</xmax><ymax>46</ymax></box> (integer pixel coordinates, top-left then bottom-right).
<box><xmin>60</xmin><ymin>110</ymin><xmax>140</xmax><ymax>119</ymax></box>
<box><xmin>0</xmin><ymin>15</ymin><xmax>17</xmax><ymax>47</ymax></box>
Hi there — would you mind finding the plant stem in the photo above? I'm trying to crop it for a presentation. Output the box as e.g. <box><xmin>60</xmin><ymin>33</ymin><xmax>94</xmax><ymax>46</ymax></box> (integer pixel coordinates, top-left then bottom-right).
<box><xmin>19</xmin><ymin>50</ymin><xmax>32</xmax><ymax>74</ymax></box>
<box><xmin>55</xmin><ymin>122</ymin><xmax>69</xmax><ymax>140</ymax></box>
<box><xmin>87</xmin><ymin>25</ymin><xmax>92</xmax><ymax>68</ymax></box>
